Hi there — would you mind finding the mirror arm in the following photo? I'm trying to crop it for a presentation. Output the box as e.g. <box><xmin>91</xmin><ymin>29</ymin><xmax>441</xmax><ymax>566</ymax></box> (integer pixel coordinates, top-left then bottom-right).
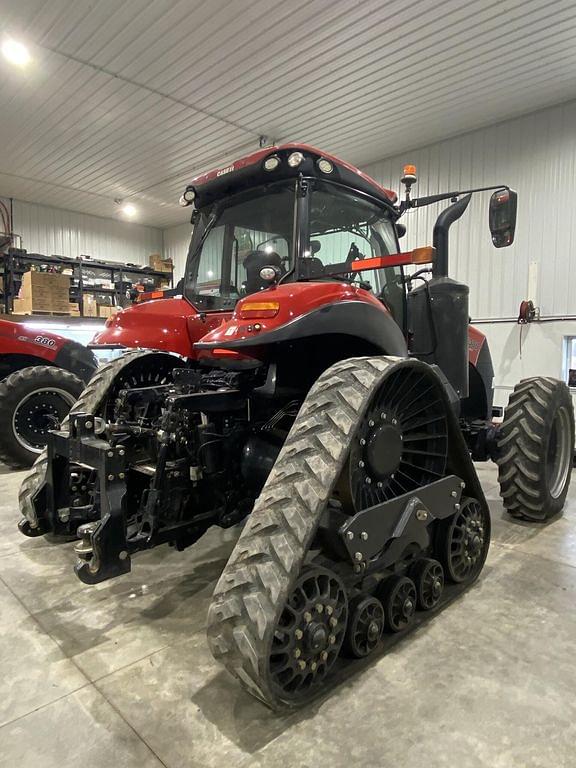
<box><xmin>400</xmin><ymin>184</ymin><xmax>510</xmax><ymax>212</ymax></box>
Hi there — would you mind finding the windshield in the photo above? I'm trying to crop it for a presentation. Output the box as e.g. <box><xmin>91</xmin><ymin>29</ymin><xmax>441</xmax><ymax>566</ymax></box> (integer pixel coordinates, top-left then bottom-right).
<box><xmin>304</xmin><ymin>181</ymin><xmax>404</xmax><ymax>322</ymax></box>
<box><xmin>184</xmin><ymin>182</ymin><xmax>295</xmax><ymax>310</ymax></box>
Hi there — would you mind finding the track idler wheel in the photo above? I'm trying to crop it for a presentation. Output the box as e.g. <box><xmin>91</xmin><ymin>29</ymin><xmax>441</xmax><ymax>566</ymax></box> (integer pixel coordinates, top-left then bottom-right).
<box><xmin>411</xmin><ymin>558</ymin><xmax>444</xmax><ymax>610</ymax></box>
<box><xmin>268</xmin><ymin>567</ymin><xmax>347</xmax><ymax>703</ymax></box>
<box><xmin>438</xmin><ymin>497</ymin><xmax>488</xmax><ymax>584</ymax></box>
<box><xmin>343</xmin><ymin>595</ymin><xmax>385</xmax><ymax>658</ymax></box>
<box><xmin>380</xmin><ymin>575</ymin><xmax>417</xmax><ymax>632</ymax></box>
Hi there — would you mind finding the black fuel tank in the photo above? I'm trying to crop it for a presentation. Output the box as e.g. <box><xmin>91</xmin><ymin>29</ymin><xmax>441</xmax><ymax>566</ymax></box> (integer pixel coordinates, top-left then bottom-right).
<box><xmin>407</xmin><ymin>276</ymin><xmax>469</xmax><ymax>399</ymax></box>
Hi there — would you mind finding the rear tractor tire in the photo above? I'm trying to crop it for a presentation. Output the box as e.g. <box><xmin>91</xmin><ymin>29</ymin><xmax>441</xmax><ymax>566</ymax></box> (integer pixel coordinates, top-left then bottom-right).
<box><xmin>0</xmin><ymin>366</ymin><xmax>83</xmax><ymax>469</ymax></box>
<box><xmin>497</xmin><ymin>377</ymin><xmax>574</xmax><ymax>522</ymax></box>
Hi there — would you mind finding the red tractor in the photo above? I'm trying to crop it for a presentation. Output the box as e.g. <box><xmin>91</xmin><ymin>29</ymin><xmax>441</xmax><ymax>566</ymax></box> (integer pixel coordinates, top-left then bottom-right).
<box><xmin>0</xmin><ymin>319</ymin><xmax>96</xmax><ymax>467</ymax></box>
<box><xmin>18</xmin><ymin>145</ymin><xmax>573</xmax><ymax>708</ymax></box>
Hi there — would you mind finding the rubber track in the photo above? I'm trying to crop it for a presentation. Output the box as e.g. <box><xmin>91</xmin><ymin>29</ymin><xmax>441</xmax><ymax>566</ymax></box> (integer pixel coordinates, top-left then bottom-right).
<box><xmin>0</xmin><ymin>366</ymin><xmax>83</xmax><ymax>469</ymax></box>
<box><xmin>207</xmin><ymin>356</ymin><xmax>406</xmax><ymax>709</ymax></box>
<box><xmin>18</xmin><ymin>350</ymin><xmax>158</xmax><ymax>528</ymax></box>
<box><xmin>496</xmin><ymin>376</ymin><xmax>574</xmax><ymax>521</ymax></box>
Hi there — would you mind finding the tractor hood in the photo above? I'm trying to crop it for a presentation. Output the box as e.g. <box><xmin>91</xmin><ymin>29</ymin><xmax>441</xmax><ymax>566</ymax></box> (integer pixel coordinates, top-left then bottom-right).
<box><xmin>195</xmin><ymin>282</ymin><xmax>407</xmax><ymax>360</ymax></box>
<box><xmin>0</xmin><ymin>317</ymin><xmax>97</xmax><ymax>383</ymax></box>
<box><xmin>91</xmin><ymin>296</ymin><xmax>231</xmax><ymax>358</ymax></box>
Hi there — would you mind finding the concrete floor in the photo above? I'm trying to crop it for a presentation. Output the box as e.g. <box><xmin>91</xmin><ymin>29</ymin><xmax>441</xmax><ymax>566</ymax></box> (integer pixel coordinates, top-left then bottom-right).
<box><xmin>1</xmin><ymin>463</ymin><xmax>575</xmax><ymax>768</ymax></box>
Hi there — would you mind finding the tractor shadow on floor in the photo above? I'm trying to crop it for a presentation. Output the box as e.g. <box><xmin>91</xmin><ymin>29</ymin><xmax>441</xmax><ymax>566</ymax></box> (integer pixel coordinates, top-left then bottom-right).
<box><xmin>27</xmin><ymin>543</ymin><xmax>235</xmax><ymax>661</ymax></box>
<box><xmin>490</xmin><ymin>503</ymin><xmax>565</xmax><ymax>550</ymax></box>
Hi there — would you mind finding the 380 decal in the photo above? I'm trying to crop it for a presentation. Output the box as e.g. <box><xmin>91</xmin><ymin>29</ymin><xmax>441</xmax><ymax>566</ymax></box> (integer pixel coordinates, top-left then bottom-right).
<box><xmin>33</xmin><ymin>335</ymin><xmax>57</xmax><ymax>348</ymax></box>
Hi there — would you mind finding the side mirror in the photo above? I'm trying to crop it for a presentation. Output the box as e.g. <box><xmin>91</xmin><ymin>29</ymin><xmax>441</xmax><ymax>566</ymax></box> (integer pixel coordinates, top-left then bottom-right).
<box><xmin>489</xmin><ymin>189</ymin><xmax>517</xmax><ymax>247</ymax></box>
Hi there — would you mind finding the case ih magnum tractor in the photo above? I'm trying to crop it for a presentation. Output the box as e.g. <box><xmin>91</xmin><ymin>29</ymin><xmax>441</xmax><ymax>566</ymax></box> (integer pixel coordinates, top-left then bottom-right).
<box><xmin>0</xmin><ymin>319</ymin><xmax>96</xmax><ymax>468</ymax></box>
<box><xmin>18</xmin><ymin>145</ymin><xmax>574</xmax><ymax>708</ymax></box>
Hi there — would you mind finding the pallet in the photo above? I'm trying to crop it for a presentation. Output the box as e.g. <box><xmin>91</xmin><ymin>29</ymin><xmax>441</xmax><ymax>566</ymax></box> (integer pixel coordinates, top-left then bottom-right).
<box><xmin>12</xmin><ymin>309</ymin><xmax>73</xmax><ymax>317</ymax></box>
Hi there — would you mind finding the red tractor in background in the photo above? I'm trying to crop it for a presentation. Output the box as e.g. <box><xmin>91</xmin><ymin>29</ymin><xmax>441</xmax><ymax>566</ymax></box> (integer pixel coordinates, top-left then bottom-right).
<box><xmin>18</xmin><ymin>144</ymin><xmax>574</xmax><ymax>709</ymax></box>
<box><xmin>0</xmin><ymin>319</ymin><xmax>96</xmax><ymax>467</ymax></box>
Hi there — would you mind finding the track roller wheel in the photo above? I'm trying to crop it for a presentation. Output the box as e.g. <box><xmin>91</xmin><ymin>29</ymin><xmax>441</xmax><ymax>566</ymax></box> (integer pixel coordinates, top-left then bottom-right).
<box><xmin>380</xmin><ymin>575</ymin><xmax>417</xmax><ymax>632</ymax></box>
<box><xmin>438</xmin><ymin>497</ymin><xmax>488</xmax><ymax>583</ymax></box>
<box><xmin>343</xmin><ymin>595</ymin><xmax>385</xmax><ymax>658</ymax></box>
<box><xmin>411</xmin><ymin>558</ymin><xmax>444</xmax><ymax>610</ymax></box>
<box><xmin>268</xmin><ymin>566</ymin><xmax>347</xmax><ymax>703</ymax></box>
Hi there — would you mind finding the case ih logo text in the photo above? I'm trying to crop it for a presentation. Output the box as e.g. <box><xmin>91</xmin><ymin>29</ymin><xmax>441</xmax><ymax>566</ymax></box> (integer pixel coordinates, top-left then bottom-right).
<box><xmin>216</xmin><ymin>165</ymin><xmax>235</xmax><ymax>177</ymax></box>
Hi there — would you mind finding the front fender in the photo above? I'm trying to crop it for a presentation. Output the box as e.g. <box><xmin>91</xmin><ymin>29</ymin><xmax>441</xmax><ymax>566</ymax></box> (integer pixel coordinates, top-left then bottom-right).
<box><xmin>196</xmin><ymin>300</ymin><xmax>408</xmax><ymax>358</ymax></box>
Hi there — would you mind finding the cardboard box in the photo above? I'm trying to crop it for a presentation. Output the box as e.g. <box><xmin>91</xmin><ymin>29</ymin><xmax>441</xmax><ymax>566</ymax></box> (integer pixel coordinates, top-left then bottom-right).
<box><xmin>149</xmin><ymin>254</ymin><xmax>173</xmax><ymax>273</ymax></box>
<box><xmin>13</xmin><ymin>295</ymin><xmax>71</xmax><ymax>315</ymax></box>
<box><xmin>20</xmin><ymin>271</ymin><xmax>70</xmax><ymax>313</ymax></box>
<box><xmin>12</xmin><ymin>297</ymin><xmax>29</xmax><ymax>315</ymax></box>
<box><xmin>69</xmin><ymin>302</ymin><xmax>81</xmax><ymax>317</ymax></box>
<box><xmin>83</xmin><ymin>294</ymin><xmax>99</xmax><ymax>317</ymax></box>
<box><xmin>98</xmin><ymin>305</ymin><xmax>120</xmax><ymax>319</ymax></box>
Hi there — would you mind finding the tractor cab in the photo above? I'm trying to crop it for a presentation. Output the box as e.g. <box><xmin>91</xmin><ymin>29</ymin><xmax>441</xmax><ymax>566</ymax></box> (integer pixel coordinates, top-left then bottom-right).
<box><xmin>181</xmin><ymin>144</ymin><xmax>406</xmax><ymax>325</ymax></box>
<box><xmin>94</xmin><ymin>143</ymin><xmax>518</xmax><ymax>403</ymax></box>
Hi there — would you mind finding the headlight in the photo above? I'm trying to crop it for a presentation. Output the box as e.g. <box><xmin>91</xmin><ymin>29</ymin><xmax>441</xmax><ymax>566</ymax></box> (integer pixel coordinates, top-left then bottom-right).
<box><xmin>264</xmin><ymin>155</ymin><xmax>280</xmax><ymax>171</ymax></box>
<box><xmin>287</xmin><ymin>151</ymin><xmax>304</xmax><ymax>167</ymax></box>
<box><xmin>318</xmin><ymin>158</ymin><xmax>333</xmax><ymax>174</ymax></box>
<box><xmin>179</xmin><ymin>188</ymin><xmax>195</xmax><ymax>206</ymax></box>
<box><xmin>259</xmin><ymin>266</ymin><xmax>279</xmax><ymax>282</ymax></box>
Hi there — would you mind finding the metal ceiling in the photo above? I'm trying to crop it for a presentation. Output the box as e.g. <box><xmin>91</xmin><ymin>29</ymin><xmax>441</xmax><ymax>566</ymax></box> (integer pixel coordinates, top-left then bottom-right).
<box><xmin>0</xmin><ymin>0</ymin><xmax>575</xmax><ymax>228</ymax></box>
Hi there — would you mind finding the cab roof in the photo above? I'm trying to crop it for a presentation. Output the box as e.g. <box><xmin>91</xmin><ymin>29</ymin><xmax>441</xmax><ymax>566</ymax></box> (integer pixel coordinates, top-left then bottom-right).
<box><xmin>184</xmin><ymin>143</ymin><xmax>398</xmax><ymax>209</ymax></box>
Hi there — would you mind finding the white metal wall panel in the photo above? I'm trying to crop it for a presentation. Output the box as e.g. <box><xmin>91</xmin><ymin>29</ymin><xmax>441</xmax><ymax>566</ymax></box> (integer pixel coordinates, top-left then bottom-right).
<box><xmin>1</xmin><ymin>196</ymin><xmax>162</xmax><ymax>265</ymax></box>
<box><xmin>362</xmin><ymin>100</ymin><xmax>576</xmax><ymax>320</ymax></box>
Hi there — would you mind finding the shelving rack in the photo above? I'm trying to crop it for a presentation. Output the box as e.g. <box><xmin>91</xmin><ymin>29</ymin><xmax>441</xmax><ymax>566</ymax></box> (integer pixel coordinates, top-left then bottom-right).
<box><xmin>1</xmin><ymin>248</ymin><xmax>173</xmax><ymax>315</ymax></box>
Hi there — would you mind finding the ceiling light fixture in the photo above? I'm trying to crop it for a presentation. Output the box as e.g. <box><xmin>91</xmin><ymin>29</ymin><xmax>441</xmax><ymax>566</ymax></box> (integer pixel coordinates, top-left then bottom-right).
<box><xmin>115</xmin><ymin>200</ymin><xmax>138</xmax><ymax>219</ymax></box>
<box><xmin>121</xmin><ymin>203</ymin><xmax>137</xmax><ymax>218</ymax></box>
<box><xmin>2</xmin><ymin>39</ymin><xmax>31</xmax><ymax>67</ymax></box>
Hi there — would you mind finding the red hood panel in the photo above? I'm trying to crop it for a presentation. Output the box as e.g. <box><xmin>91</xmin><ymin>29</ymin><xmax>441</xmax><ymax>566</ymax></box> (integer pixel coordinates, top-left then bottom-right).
<box><xmin>0</xmin><ymin>317</ymin><xmax>68</xmax><ymax>360</ymax></box>
<box><xmin>91</xmin><ymin>297</ymin><xmax>231</xmax><ymax>358</ymax></box>
<box><xmin>196</xmin><ymin>282</ymin><xmax>388</xmax><ymax>351</ymax></box>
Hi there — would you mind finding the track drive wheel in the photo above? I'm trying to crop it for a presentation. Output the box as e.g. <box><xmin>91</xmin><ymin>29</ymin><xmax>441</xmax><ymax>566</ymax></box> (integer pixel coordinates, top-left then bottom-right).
<box><xmin>411</xmin><ymin>558</ymin><xmax>444</xmax><ymax>610</ymax></box>
<box><xmin>438</xmin><ymin>497</ymin><xmax>489</xmax><ymax>584</ymax></box>
<box><xmin>380</xmin><ymin>576</ymin><xmax>417</xmax><ymax>632</ymax></box>
<box><xmin>497</xmin><ymin>377</ymin><xmax>574</xmax><ymax>522</ymax></box>
<box><xmin>343</xmin><ymin>595</ymin><xmax>385</xmax><ymax>658</ymax></box>
<box><xmin>268</xmin><ymin>567</ymin><xmax>347</xmax><ymax>703</ymax></box>
<box><xmin>0</xmin><ymin>366</ymin><xmax>83</xmax><ymax>469</ymax></box>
